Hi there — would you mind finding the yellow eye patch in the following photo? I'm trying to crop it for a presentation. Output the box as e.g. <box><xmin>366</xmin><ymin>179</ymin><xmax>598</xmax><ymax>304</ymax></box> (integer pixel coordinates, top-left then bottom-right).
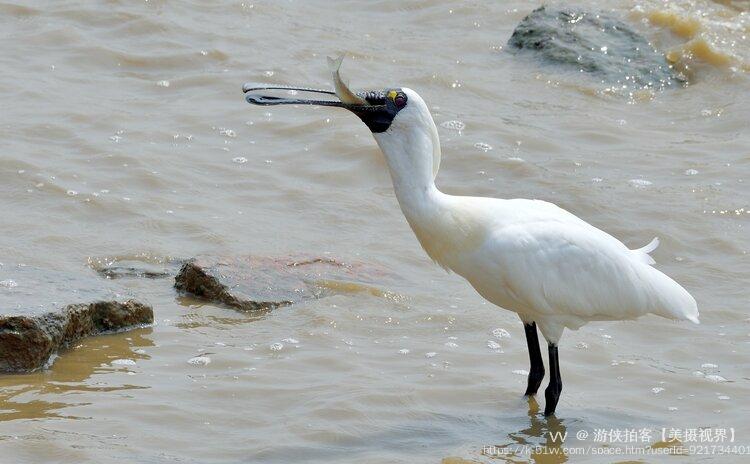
<box><xmin>387</xmin><ymin>90</ymin><xmax>398</xmax><ymax>101</ymax></box>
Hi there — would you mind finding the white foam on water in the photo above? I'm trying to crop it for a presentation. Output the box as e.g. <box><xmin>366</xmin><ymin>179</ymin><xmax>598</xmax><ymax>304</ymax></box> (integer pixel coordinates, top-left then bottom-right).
<box><xmin>187</xmin><ymin>356</ymin><xmax>211</xmax><ymax>366</ymax></box>
<box><xmin>474</xmin><ymin>142</ymin><xmax>492</xmax><ymax>152</ymax></box>
<box><xmin>611</xmin><ymin>360</ymin><xmax>635</xmax><ymax>366</ymax></box>
<box><xmin>111</xmin><ymin>359</ymin><xmax>136</xmax><ymax>366</ymax></box>
<box><xmin>486</xmin><ymin>340</ymin><xmax>502</xmax><ymax>351</ymax></box>
<box><xmin>440</xmin><ymin>120</ymin><xmax>465</xmax><ymax>131</ymax></box>
<box><xmin>491</xmin><ymin>328</ymin><xmax>511</xmax><ymax>339</ymax></box>
<box><xmin>628</xmin><ymin>179</ymin><xmax>653</xmax><ymax>187</ymax></box>
<box><xmin>269</xmin><ymin>342</ymin><xmax>284</xmax><ymax>352</ymax></box>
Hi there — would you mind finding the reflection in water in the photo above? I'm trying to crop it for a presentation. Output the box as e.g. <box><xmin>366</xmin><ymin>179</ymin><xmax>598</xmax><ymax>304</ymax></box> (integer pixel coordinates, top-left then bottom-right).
<box><xmin>311</xmin><ymin>279</ymin><xmax>409</xmax><ymax>305</ymax></box>
<box><xmin>0</xmin><ymin>328</ymin><xmax>153</xmax><ymax>421</ymax></box>
<box><xmin>487</xmin><ymin>398</ymin><xmax>568</xmax><ymax>464</ymax></box>
<box><xmin>174</xmin><ymin>296</ymin><xmax>269</xmax><ymax>327</ymax></box>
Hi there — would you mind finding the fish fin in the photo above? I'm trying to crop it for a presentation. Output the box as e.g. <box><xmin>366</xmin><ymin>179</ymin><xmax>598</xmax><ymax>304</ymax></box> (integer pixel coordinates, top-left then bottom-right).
<box><xmin>327</xmin><ymin>55</ymin><xmax>344</xmax><ymax>74</ymax></box>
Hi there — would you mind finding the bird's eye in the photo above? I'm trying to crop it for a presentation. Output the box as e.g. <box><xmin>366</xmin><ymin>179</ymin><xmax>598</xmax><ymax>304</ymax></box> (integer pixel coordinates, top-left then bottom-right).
<box><xmin>394</xmin><ymin>94</ymin><xmax>407</xmax><ymax>108</ymax></box>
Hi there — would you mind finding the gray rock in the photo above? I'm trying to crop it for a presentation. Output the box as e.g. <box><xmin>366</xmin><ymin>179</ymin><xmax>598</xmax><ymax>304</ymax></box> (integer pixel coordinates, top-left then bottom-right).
<box><xmin>0</xmin><ymin>265</ymin><xmax>153</xmax><ymax>373</ymax></box>
<box><xmin>175</xmin><ymin>255</ymin><xmax>394</xmax><ymax>312</ymax></box>
<box><xmin>508</xmin><ymin>6</ymin><xmax>683</xmax><ymax>90</ymax></box>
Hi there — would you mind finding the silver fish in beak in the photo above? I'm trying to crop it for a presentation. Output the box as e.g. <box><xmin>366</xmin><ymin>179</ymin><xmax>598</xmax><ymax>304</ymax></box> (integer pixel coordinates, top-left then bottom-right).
<box><xmin>242</xmin><ymin>59</ymin><xmax>406</xmax><ymax>133</ymax></box>
<box><xmin>327</xmin><ymin>55</ymin><xmax>368</xmax><ymax>106</ymax></box>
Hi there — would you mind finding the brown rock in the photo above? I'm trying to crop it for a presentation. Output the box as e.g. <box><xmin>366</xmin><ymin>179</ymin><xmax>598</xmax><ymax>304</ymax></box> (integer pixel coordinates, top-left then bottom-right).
<box><xmin>175</xmin><ymin>255</ymin><xmax>396</xmax><ymax>312</ymax></box>
<box><xmin>0</xmin><ymin>300</ymin><xmax>153</xmax><ymax>373</ymax></box>
<box><xmin>175</xmin><ymin>261</ymin><xmax>287</xmax><ymax>311</ymax></box>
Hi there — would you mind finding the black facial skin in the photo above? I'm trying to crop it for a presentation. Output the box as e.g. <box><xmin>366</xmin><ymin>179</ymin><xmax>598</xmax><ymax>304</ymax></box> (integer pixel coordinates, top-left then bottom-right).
<box><xmin>242</xmin><ymin>84</ymin><xmax>408</xmax><ymax>133</ymax></box>
<box><xmin>352</xmin><ymin>89</ymin><xmax>408</xmax><ymax>133</ymax></box>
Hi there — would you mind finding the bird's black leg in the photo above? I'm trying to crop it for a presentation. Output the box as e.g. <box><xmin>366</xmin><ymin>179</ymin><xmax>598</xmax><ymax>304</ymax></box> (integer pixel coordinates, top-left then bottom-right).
<box><xmin>523</xmin><ymin>322</ymin><xmax>545</xmax><ymax>396</ymax></box>
<box><xmin>543</xmin><ymin>343</ymin><xmax>562</xmax><ymax>416</ymax></box>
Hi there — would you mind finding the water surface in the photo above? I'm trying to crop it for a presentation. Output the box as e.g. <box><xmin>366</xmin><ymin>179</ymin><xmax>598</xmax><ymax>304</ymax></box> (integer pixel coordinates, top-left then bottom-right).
<box><xmin>0</xmin><ymin>0</ymin><xmax>748</xmax><ymax>462</ymax></box>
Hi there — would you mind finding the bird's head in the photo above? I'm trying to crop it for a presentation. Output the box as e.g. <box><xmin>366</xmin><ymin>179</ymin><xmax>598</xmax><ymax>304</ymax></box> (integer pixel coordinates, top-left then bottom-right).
<box><xmin>242</xmin><ymin>84</ymin><xmax>414</xmax><ymax>134</ymax></box>
<box><xmin>243</xmin><ymin>59</ymin><xmax>441</xmax><ymax>182</ymax></box>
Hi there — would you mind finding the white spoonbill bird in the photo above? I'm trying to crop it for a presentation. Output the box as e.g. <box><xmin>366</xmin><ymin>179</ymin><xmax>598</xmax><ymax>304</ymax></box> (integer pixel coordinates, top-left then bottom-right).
<box><xmin>242</xmin><ymin>61</ymin><xmax>699</xmax><ymax>416</ymax></box>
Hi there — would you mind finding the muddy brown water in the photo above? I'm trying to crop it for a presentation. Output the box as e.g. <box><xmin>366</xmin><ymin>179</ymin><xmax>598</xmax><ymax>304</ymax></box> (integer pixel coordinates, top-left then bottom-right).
<box><xmin>1</xmin><ymin>0</ymin><xmax>749</xmax><ymax>462</ymax></box>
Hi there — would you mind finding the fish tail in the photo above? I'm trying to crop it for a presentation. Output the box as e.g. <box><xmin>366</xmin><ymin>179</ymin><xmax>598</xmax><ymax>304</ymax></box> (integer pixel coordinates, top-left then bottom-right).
<box><xmin>327</xmin><ymin>55</ymin><xmax>344</xmax><ymax>74</ymax></box>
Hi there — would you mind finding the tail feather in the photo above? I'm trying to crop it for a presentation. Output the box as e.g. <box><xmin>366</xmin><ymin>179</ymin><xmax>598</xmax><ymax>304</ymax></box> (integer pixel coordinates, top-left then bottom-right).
<box><xmin>644</xmin><ymin>264</ymin><xmax>700</xmax><ymax>324</ymax></box>
<box><xmin>637</xmin><ymin>236</ymin><xmax>660</xmax><ymax>254</ymax></box>
<box><xmin>632</xmin><ymin>237</ymin><xmax>659</xmax><ymax>265</ymax></box>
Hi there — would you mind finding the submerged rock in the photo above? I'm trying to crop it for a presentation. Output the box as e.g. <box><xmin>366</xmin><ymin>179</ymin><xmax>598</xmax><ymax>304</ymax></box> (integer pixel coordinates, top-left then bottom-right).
<box><xmin>0</xmin><ymin>300</ymin><xmax>152</xmax><ymax>373</ymax></box>
<box><xmin>89</xmin><ymin>255</ymin><xmax>183</xmax><ymax>280</ymax></box>
<box><xmin>96</xmin><ymin>265</ymin><xmax>171</xmax><ymax>280</ymax></box>
<box><xmin>508</xmin><ymin>6</ymin><xmax>683</xmax><ymax>90</ymax></box>
<box><xmin>175</xmin><ymin>255</ymin><xmax>396</xmax><ymax>312</ymax></box>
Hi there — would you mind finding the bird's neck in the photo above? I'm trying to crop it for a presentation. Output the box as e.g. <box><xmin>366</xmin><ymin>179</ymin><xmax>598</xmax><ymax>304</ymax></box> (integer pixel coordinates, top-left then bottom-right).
<box><xmin>374</xmin><ymin>119</ymin><xmax>443</xmax><ymax>217</ymax></box>
<box><xmin>374</xmin><ymin>121</ymin><xmax>481</xmax><ymax>268</ymax></box>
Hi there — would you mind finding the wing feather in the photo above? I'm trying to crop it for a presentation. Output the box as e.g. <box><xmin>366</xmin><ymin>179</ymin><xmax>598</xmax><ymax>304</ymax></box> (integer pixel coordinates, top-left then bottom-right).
<box><xmin>487</xmin><ymin>220</ymin><xmax>696</xmax><ymax>324</ymax></box>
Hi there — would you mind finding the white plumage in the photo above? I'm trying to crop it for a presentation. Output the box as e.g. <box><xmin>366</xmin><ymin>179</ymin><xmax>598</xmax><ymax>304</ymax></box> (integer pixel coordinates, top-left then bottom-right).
<box><xmin>243</xmin><ymin>78</ymin><xmax>699</xmax><ymax>416</ymax></box>
<box><xmin>373</xmin><ymin>88</ymin><xmax>698</xmax><ymax>346</ymax></box>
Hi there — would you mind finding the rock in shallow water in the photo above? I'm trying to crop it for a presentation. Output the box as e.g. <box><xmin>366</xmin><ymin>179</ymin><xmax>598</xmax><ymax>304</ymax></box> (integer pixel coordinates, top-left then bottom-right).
<box><xmin>508</xmin><ymin>6</ymin><xmax>683</xmax><ymax>90</ymax></box>
<box><xmin>0</xmin><ymin>265</ymin><xmax>153</xmax><ymax>373</ymax></box>
<box><xmin>175</xmin><ymin>255</ymin><xmax>395</xmax><ymax>312</ymax></box>
<box><xmin>89</xmin><ymin>255</ymin><xmax>182</xmax><ymax>280</ymax></box>
<box><xmin>0</xmin><ymin>300</ymin><xmax>152</xmax><ymax>373</ymax></box>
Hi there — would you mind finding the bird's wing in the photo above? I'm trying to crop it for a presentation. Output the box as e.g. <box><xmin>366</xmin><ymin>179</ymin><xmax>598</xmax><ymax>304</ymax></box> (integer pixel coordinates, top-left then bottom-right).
<box><xmin>483</xmin><ymin>212</ymin><xmax>697</xmax><ymax>325</ymax></box>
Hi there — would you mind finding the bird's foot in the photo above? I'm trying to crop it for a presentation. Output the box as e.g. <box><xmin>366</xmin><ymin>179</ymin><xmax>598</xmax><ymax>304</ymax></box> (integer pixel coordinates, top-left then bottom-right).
<box><xmin>524</xmin><ymin>368</ymin><xmax>545</xmax><ymax>396</ymax></box>
<box><xmin>543</xmin><ymin>383</ymin><xmax>562</xmax><ymax>416</ymax></box>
